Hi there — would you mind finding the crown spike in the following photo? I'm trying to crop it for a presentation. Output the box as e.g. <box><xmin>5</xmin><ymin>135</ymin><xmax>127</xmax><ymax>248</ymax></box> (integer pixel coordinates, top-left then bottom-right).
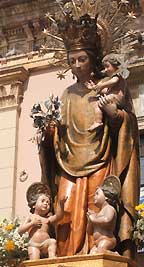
<box><xmin>70</xmin><ymin>0</ymin><xmax>79</xmax><ymax>18</ymax></box>
<box><xmin>55</xmin><ymin>0</ymin><xmax>67</xmax><ymax>17</ymax></box>
<box><xmin>43</xmin><ymin>29</ymin><xmax>63</xmax><ymax>42</ymax></box>
<box><xmin>45</xmin><ymin>12</ymin><xmax>56</xmax><ymax>23</ymax></box>
<box><xmin>42</xmin><ymin>0</ymin><xmax>137</xmax><ymax>61</ymax></box>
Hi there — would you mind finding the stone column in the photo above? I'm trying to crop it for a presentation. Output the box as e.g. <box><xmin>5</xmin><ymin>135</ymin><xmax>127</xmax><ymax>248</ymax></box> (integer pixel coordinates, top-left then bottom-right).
<box><xmin>0</xmin><ymin>27</ymin><xmax>8</xmax><ymax>56</ymax></box>
<box><xmin>0</xmin><ymin>66</ymin><xmax>29</xmax><ymax>218</ymax></box>
<box><xmin>23</xmin><ymin>24</ymin><xmax>34</xmax><ymax>52</ymax></box>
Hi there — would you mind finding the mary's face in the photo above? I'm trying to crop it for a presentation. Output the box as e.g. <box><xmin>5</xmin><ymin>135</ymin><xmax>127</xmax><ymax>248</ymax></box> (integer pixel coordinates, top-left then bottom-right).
<box><xmin>68</xmin><ymin>50</ymin><xmax>92</xmax><ymax>82</ymax></box>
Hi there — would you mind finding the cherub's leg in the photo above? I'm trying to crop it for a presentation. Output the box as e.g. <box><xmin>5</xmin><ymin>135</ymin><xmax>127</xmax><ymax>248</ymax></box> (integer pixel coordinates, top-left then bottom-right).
<box><xmin>28</xmin><ymin>246</ymin><xmax>40</xmax><ymax>260</ymax></box>
<box><xmin>96</xmin><ymin>238</ymin><xmax>116</xmax><ymax>253</ymax></box>
<box><xmin>89</xmin><ymin>245</ymin><xmax>98</xmax><ymax>255</ymax></box>
<box><xmin>48</xmin><ymin>238</ymin><xmax>57</xmax><ymax>258</ymax></box>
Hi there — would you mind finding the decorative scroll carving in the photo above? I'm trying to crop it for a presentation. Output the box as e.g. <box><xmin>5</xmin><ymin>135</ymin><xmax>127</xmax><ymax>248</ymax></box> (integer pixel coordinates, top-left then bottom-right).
<box><xmin>0</xmin><ymin>85</ymin><xmax>7</xmax><ymax>97</ymax></box>
<box><xmin>10</xmin><ymin>81</ymin><xmax>24</xmax><ymax>105</ymax></box>
<box><xmin>0</xmin><ymin>81</ymin><xmax>24</xmax><ymax>109</ymax></box>
<box><xmin>0</xmin><ymin>66</ymin><xmax>28</xmax><ymax>106</ymax></box>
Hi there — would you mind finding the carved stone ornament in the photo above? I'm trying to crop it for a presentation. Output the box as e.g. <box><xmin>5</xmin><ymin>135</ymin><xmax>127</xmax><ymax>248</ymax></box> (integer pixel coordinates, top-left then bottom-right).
<box><xmin>19</xmin><ymin>169</ymin><xmax>28</xmax><ymax>182</ymax></box>
<box><xmin>0</xmin><ymin>66</ymin><xmax>29</xmax><ymax>109</ymax></box>
<box><xmin>0</xmin><ymin>0</ymin><xmax>58</xmax><ymax>57</ymax></box>
<box><xmin>0</xmin><ymin>81</ymin><xmax>23</xmax><ymax>109</ymax></box>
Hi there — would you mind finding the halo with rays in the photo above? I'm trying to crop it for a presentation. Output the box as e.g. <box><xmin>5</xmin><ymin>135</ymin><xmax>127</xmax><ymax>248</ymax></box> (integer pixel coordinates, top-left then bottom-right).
<box><xmin>41</xmin><ymin>0</ymin><xmax>140</xmax><ymax>78</ymax></box>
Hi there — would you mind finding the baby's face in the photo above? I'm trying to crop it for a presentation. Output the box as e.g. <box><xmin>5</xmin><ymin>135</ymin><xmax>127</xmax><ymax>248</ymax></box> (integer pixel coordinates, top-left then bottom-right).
<box><xmin>104</xmin><ymin>62</ymin><xmax>117</xmax><ymax>76</ymax></box>
<box><xmin>35</xmin><ymin>194</ymin><xmax>50</xmax><ymax>214</ymax></box>
<box><xmin>94</xmin><ymin>187</ymin><xmax>105</xmax><ymax>207</ymax></box>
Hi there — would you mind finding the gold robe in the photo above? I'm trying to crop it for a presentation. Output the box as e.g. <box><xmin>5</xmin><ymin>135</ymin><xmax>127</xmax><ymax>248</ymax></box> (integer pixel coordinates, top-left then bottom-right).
<box><xmin>44</xmin><ymin>82</ymin><xmax>140</xmax><ymax>257</ymax></box>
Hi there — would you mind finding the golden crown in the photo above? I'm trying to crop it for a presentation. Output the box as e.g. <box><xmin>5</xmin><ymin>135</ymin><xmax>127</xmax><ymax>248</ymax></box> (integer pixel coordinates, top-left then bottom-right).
<box><xmin>41</xmin><ymin>0</ymin><xmax>140</xmax><ymax>78</ymax></box>
<box><xmin>43</xmin><ymin>0</ymin><xmax>139</xmax><ymax>54</ymax></box>
<box><xmin>57</xmin><ymin>13</ymin><xmax>102</xmax><ymax>54</ymax></box>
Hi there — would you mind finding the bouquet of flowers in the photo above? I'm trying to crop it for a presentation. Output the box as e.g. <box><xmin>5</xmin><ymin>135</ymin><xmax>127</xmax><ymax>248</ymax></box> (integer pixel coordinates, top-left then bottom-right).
<box><xmin>0</xmin><ymin>218</ymin><xmax>28</xmax><ymax>267</ymax></box>
<box><xmin>30</xmin><ymin>94</ymin><xmax>62</xmax><ymax>146</ymax></box>
<box><xmin>132</xmin><ymin>203</ymin><xmax>144</xmax><ymax>249</ymax></box>
<box><xmin>30</xmin><ymin>94</ymin><xmax>62</xmax><ymax>129</ymax></box>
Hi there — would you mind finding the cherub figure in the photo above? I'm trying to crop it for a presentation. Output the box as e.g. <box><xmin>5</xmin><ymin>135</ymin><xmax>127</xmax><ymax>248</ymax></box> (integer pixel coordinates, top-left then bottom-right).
<box><xmin>85</xmin><ymin>53</ymin><xmax>127</xmax><ymax>131</ymax></box>
<box><xmin>18</xmin><ymin>183</ymin><xmax>67</xmax><ymax>260</ymax></box>
<box><xmin>87</xmin><ymin>175</ymin><xmax>121</xmax><ymax>254</ymax></box>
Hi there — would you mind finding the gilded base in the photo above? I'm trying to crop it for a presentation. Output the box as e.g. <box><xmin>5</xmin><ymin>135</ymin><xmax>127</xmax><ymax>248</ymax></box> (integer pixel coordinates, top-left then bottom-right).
<box><xmin>22</xmin><ymin>253</ymin><xmax>137</xmax><ymax>267</ymax></box>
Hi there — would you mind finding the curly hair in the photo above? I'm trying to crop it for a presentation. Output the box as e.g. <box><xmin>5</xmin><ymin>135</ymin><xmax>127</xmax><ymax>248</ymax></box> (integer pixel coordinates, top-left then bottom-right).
<box><xmin>26</xmin><ymin>182</ymin><xmax>52</xmax><ymax>214</ymax></box>
<box><xmin>28</xmin><ymin>193</ymin><xmax>52</xmax><ymax>214</ymax></box>
<box><xmin>102</xmin><ymin>53</ymin><xmax>121</xmax><ymax>68</ymax></box>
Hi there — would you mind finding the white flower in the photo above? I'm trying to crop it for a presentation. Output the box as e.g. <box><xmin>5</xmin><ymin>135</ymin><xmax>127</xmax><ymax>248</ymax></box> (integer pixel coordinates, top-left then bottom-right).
<box><xmin>0</xmin><ymin>218</ymin><xmax>28</xmax><ymax>265</ymax></box>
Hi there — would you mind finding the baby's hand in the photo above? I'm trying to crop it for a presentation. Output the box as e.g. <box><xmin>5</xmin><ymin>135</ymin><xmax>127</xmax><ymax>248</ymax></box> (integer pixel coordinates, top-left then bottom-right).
<box><xmin>87</xmin><ymin>208</ymin><xmax>95</xmax><ymax>215</ymax></box>
<box><xmin>47</xmin><ymin>216</ymin><xmax>56</xmax><ymax>224</ymax></box>
<box><xmin>87</xmin><ymin>209</ymin><xmax>98</xmax><ymax>224</ymax></box>
<box><xmin>86</xmin><ymin>211</ymin><xmax>90</xmax><ymax>219</ymax></box>
<box><xmin>86</xmin><ymin>212</ymin><xmax>92</xmax><ymax>223</ymax></box>
<box><xmin>31</xmin><ymin>218</ymin><xmax>42</xmax><ymax>228</ymax></box>
<box><xmin>85</xmin><ymin>80</ymin><xmax>97</xmax><ymax>91</ymax></box>
<box><xmin>94</xmin><ymin>82</ymin><xmax>104</xmax><ymax>93</ymax></box>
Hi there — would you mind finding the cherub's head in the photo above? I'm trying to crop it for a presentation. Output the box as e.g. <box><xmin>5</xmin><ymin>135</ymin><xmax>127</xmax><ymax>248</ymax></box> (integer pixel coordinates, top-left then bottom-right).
<box><xmin>102</xmin><ymin>53</ymin><xmax>121</xmax><ymax>76</ymax></box>
<box><xmin>94</xmin><ymin>175</ymin><xmax>121</xmax><ymax>210</ymax></box>
<box><xmin>30</xmin><ymin>193</ymin><xmax>51</xmax><ymax>215</ymax></box>
<box><xmin>94</xmin><ymin>187</ymin><xmax>106</xmax><ymax>208</ymax></box>
<box><xmin>26</xmin><ymin>182</ymin><xmax>52</xmax><ymax>214</ymax></box>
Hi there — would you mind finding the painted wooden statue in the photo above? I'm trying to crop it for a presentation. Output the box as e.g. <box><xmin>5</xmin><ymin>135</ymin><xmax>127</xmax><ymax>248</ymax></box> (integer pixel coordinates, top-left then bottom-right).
<box><xmin>31</xmin><ymin>3</ymin><xmax>140</xmax><ymax>260</ymax></box>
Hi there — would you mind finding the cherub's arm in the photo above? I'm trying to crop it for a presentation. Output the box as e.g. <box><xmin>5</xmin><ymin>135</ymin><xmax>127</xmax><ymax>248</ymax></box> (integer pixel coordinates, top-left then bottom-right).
<box><xmin>47</xmin><ymin>197</ymin><xmax>67</xmax><ymax>224</ymax></box>
<box><xmin>18</xmin><ymin>216</ymin><xmax>42</xmax><ymax>235</ymax></box>
<box><xmin>84</xmin><ymin>76</ymin><xmax>119</xmax><ymax>94</ymax></box>
<box><xmin>96</xmin><ymin>76</ymin><xmax>119</xmax><ymax>92</ymax></box>
<box><xmin>86</xmin><ymin>209</ymin><xmax>95</xmax><ymax>235</ymax></box>
<box><xmin>89</xmin><ymin>206</ymin><xmax>116</xmax><ymax>225</ymax></box>
<box><xmin>87</xmin><ymin>220</ymin><xmax>94</xmax><ymax>235</ymax></box>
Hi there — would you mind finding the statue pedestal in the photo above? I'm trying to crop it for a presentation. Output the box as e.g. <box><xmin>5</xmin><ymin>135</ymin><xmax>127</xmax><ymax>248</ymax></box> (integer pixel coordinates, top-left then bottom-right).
<box><xmin>22</xmin><ymin>253</ymin><xmax>137</xmax><ymax>267</ymax></box>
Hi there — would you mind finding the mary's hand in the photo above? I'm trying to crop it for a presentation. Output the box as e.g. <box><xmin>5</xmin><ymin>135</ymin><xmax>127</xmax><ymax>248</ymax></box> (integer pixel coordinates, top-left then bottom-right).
<box><xmin>98</xmin><ymin>95</ymin><xmax>118</xmax><ymax>119</ymax></box>
<box><xmin>44</xmin><ymin>121</ymin><xmax>58</xmax><ymax>141</ymax></box>
<box><xmin>48</xmin><ymin>121</ymin><xmax>58</xmax><ymax>135</ymax></box>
